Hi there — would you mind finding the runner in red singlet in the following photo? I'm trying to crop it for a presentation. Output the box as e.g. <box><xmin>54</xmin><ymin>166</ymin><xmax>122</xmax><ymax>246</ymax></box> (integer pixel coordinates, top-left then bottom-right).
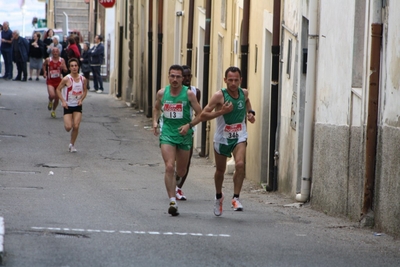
<box><xmin>42</xmin><ymin>47</ymin><xmax>67</xmax><ymax>118</ymax></box>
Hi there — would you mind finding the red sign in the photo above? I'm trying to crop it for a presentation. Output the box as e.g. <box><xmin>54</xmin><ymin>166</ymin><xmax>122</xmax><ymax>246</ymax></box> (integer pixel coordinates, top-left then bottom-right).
<box><xmin>99</xmin><ymin>0</ymin><xmax>115</xmax><ymax>8</ymax></box>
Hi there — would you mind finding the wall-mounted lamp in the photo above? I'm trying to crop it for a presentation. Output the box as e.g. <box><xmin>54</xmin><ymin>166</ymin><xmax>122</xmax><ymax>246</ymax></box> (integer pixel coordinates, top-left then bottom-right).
<box><xmin>176</xmin><ymin>11</ymin><xmax>184</xmax><ymax>17</ymax></box>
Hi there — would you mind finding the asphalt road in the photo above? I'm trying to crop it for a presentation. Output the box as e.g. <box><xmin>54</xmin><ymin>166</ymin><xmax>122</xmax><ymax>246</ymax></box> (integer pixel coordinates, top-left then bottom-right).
<box><xmin>0</xmin><ymin>77</ymin><xmax>399</xmax><ymax>267</ymax></box>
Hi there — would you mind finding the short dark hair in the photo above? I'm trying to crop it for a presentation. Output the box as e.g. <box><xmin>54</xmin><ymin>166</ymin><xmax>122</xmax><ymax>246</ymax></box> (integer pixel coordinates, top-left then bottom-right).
<box><xmin>97</xmin><ymin>35</ymin><xmax>103</xmax><ymax>42</ymax></box>
<box><xmin>182</xmin><ymin>65</ymin><xmax>190</xmax><ymax>71</ymax></box>
<box><xmin>224</xmin><ymin>66</ymin><xmax>242</xmax><ymax>78</ymax></box>
<box><xmin>169</xmin><ymin>64</ymin><xmax>184</xmax><ymax>74</ymax></box>
<box><xmin>68</xmin><ymin>58</ymin><xmax>80</xmax><ymax>67</ymax></box>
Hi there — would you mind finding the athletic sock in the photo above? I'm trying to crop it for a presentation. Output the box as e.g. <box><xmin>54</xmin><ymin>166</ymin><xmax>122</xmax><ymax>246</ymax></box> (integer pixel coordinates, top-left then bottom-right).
<box><xmin>216</xmin><ymin>193</ymin><xmax>222</xmax><ymax>199</ymax></box>
<box><xmin>233</xmin><ymin>194</ymin><xmax>239</xmax><ymax>199</ymax></box>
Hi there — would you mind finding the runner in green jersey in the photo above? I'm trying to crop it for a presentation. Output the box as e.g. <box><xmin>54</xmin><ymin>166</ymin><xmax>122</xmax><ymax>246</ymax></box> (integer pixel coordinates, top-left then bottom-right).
<box><xmin>153</xmin><ymin>65</ymin><xmax>202</xmax><ymax>216</ymax></box>
<box><xmin>200</xmin><ymin>66</ymin><xmax>256</xmax><ymax>216</ymax></box>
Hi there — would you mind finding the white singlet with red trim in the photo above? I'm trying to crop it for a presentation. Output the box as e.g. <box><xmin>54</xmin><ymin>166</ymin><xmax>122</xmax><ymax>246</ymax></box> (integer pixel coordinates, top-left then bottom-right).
<box><xmin>62</xmin><ymin>74</ymin><xmax>84</xmax><ymax>107</ymax></box>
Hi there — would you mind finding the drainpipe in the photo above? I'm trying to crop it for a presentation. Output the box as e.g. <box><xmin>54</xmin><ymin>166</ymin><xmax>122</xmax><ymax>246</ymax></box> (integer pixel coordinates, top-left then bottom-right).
<box><xmin>240</xmin><ymin>0</ymin><xmax>250</xmax><ymax>88</ymax></box>
<box><xmin>266</xmin><ymin>0</ymin><xmax>281</xmax><ymax>191</ymax></box>
<box><xmin>146</xmin><ymin>0</ymin><xmax>154</xmax><ymax>118</ymax></box>
<box><xmin>156</xmin><ymin>0</ymin><xmax>164</xmax><ymax>95</ymax></box>
<box><xmin>361</xmin><ymin>0</ymin><xmax>382</xmax><ymax>217</ymax></box>
<box><xmin>296</xmin><ymin>0</ymin><xmax>318</xmax><ymax>202</ymax></box>
<box><xmin>186</xmin><ymin>0</ymin><xmax>195</xmax><ymax>68</ymax></box>
<box><xmin>199</xmin><ymin>0</ymin><xmax>212</xmax><ymax>157</ymax></box>
<box><xmin>132</xmin><ymin>1</ymin><xmax>139</xmax><ymax>107</ymax></box>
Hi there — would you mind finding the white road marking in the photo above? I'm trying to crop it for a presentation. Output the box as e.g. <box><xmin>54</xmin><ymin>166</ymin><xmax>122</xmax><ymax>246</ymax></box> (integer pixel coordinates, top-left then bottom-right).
<box><xmin>31</xmin><ymin>226</ymin><xmax>231</xmax><ymax>237</ymax></box>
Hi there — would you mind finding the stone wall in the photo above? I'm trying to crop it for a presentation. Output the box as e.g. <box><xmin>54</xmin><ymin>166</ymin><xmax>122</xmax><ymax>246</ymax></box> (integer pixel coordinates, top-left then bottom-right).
<box><xmin>54</xmin><ymin>0</ymin><xmax>89</xmax><ymax>41</ymax></box>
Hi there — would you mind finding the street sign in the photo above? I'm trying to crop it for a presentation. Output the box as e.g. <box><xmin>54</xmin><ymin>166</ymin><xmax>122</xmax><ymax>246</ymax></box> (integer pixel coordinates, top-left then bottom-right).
<box><xmin>99</xmin><ymin>0</ymin><xmax>115</xmax><ymax>8</ymax></box>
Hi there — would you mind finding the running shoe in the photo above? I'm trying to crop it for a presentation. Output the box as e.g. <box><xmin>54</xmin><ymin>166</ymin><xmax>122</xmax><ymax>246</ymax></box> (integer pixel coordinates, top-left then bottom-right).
<box><xmin>176</xmin><ymin>187</ymin><xmax>187</xmax><ymax>201</ymax></box>
<box><xmin>51</xmin><ymin>111</ymin><xmax>56</xmax><ymax>118</ymax></box>
<box><xmin>47</xmin><ymin>101</ymin><xmax>53</xmax><ymax>110</ymax></box>
<box><xmin>214</xmin><ymin>193</ymin><xmax>224</xmax><ymax>216</ymax></box>
<box><xmin>68</xmin><ymin>144</ymin><xmax>77</xmax><ymax>153</ymax></box>
<box><xmin>231</xmin><ymin>197</ymin><xmax>243</xmax><ymax>211</ymax></box>
<box><xmin>168</xmin><ymin>201</ymin><xmax>179</xmax><ymax>216</ymax></box>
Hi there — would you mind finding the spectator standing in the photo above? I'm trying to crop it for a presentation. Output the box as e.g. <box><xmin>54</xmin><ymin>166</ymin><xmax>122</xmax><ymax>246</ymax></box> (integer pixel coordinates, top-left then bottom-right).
<box><xmin>11</xmin><ymin>30</ymin><xmax>29</xmax><ymax>81</ymax></box>
<box><xmin>80</xmin><ymin>42</ymin><xmax>91</xmax><ymax>90</ymax></box>
<box><xmin>47</xmin><ymin>35</ymin><xmax>62</xmax><ymax>58</ymax></box>
<box><xmin>90</xmin><ymin>34</ymin><xmax>104</xmax><ymax>93</ymax></box>
<box><xmin>74</xmin><ymin>35</ymin><xmax>82</xmax><ymax>56</ymax></box>
<box><xmin>66</xmin><ymin>35</ymin><xmax>80</xmax><ymax>61</ymax></box>
<box><xmin>60</xmin><ymin>35</ymin><xmax>69</xmax><ymax>76</ymax></box>
<box><xmin>28</xmin><ymin>32</ymin><xmax>44</xmax><ymax>81</ymax></box>
<box><xmin>43</xmin><ymin>29</ymin><xmax>54</xmax><ymax>58</ymax></box>
<box><xmin>1</xmin><ymin>21</ymin><xmax>13</xmax><ymax>80</ymax></box>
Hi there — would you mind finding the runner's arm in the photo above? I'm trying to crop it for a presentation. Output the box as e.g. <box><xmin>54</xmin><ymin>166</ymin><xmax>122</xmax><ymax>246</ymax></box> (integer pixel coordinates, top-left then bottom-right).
<box><xmin>243</xmin><ymin>89</ymin><xmax>255</xmax><ymax>123</ymax></box>
<box><xmin>42</xmin><ymin>59</ymin><xmax>48</xmax><ymax>78</ymax></box>
<box><xmin>179</xmin><ymin>90</ymin><xmax>202</xmax><ymax>134</ymax></box>
<box><xmin>56</xmin><ymin>77</ymin><xmax>69</xmax><ymax>108</ymax></box>
<box><xmin>152</xmin><ymin>89</ymin><xmax>164</xmax><ymax>136</ymax></box>
<box><xmin>200</xmin><ymin>90</ymin><xmax>233</xmax><ymax>121</ymax></box>
<box><xmin>61</xmin><ymin>59</ymin><xmax>68</xmax><ymax>72</ymax></box>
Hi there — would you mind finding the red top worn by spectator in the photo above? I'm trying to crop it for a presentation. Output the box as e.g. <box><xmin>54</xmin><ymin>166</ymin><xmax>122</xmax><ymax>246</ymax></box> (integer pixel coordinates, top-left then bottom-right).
<box><xmin>66</xmin><ymin>35</ymin><xmax>81</xmax><ymax>60</ymax></box>
<box><xmin>67</xmin><ymin>43</ymin><xmax>80</xmax><ymax>60</ymax></box>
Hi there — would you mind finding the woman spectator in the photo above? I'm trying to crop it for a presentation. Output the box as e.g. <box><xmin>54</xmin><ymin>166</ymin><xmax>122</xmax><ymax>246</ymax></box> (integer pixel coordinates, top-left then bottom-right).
<box><xmin>80</xmin><ymin>42</ymin><xmax>91</xmax><ymax>90</ymax></box>
<box><xmin>74</xmin><ymin>35</ymin><xmax>82</xmax><ymax>56</ymax></box>
<box><xmin>47</xmin><ymin>35</ymin><xmax>62</xmax><ymax>58</ymax></box>
<box><xmin>43</xmin><ymin>29</ymin><xmax>54</xmax><ymax>58</ymax></box>
<box><xmin>66</xmin><ymin>35</ymin><xmax>80</xmax><ymax>60</ymax></box>
<box><xmin>28</xmin><ymin>32</ymin><xmax>44</xmax><ymax>81</ymax></box>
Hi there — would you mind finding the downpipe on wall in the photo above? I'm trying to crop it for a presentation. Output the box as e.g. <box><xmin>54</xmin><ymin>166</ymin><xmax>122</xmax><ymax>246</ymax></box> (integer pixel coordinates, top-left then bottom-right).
<box><xmin>296</xmin><ymin>0</ymin><xmax>318</xmax><ymax>202</ymax></box>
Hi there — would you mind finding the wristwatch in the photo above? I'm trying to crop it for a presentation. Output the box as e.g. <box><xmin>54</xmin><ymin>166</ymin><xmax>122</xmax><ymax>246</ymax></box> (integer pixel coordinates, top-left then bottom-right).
<box><xmin>248</xmin><ymin>110</ymin><xmax>256</xmax><ymax>116</ymax></box>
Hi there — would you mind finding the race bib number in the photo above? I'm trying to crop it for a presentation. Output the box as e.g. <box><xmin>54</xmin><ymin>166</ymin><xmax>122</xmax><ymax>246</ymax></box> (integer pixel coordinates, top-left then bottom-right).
<box><xmin>69</xmin><ymin>90</ymin><xmax>83</xmax><ymax>100</ymax></box>
<box><xmin>163</xmin><ymin>103</ymin><xmax>183</xmax><ymax>119</ymax></box>
<box><xmin>50</xmin><ymin>70</ymin><xmax>60</xmax><ymax>78</ymax></box>
<box><xmin>223</xmin><ymin>123</ymin><xmax>243</xmax><ymax>139</ymax></box>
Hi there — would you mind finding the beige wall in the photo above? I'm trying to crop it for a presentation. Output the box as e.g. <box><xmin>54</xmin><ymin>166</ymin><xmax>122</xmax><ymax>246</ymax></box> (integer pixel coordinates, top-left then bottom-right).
<box><xmin>111</xmin><ymin>0</ymin><xmax>275</xmax><ymax>187</ymax></box>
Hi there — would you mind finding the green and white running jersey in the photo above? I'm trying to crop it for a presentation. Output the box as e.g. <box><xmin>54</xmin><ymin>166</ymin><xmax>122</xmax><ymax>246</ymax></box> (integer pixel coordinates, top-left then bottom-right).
<box><xmin>214</xmin><ymin>88</ymin><xmax>248</xmax><ymax>145</ymax></box>
<box><xmin>160</xmin><ymin>85</ymin><xmax>193</xmax><ymax>137</ymax></box>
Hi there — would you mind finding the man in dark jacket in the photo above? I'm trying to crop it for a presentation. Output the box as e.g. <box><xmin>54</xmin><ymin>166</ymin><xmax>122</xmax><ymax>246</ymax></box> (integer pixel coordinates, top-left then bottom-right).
<box><xmin>90</xmin><ymin>35</ymin><xmax>104</xmax><ymax>93</ymax></box>
<box><xmin>1</xmin><ymin>21</ymin><xmax>13</xmax><ymax>80</ymax></box>
<box><xmin>11</xmin><ymin>30</ymin><xmax>29</xmax><ymax>81</ymax></box>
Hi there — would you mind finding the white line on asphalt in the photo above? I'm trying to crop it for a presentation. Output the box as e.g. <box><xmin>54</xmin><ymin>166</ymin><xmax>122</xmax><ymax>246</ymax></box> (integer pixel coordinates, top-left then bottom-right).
<box><xmin>31</xmin><ymin>226</ymin><xmax>231</xmax><ymax>237</ymax></box>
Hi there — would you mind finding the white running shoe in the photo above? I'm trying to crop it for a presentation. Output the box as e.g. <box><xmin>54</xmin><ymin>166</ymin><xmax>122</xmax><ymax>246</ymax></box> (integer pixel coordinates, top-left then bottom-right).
<box><xmin>176</xmin><ymin>187</ymin><xmax>187</xmax><ymax>201</ymax></box>
<box><xmin>231</xmin><ymin>197</ymin><xmax>243</xmax><ymax>211</ymax></box>
<box><xmin>68</xmin><ymin>144</ymin><xmax>77</xmax><ymax>153</ymax></box>
<box><xmin>214</xmin><ymin>193</ymin><xmax>224</xmax><ymax>216</ymax></box>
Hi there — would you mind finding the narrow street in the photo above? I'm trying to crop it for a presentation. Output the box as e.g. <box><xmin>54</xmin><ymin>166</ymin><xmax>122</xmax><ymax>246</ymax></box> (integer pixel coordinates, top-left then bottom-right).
<box><xmin>0</xmin><ymin>78</ymin><xmax>399</xmax><ymax>267</ymax></box>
